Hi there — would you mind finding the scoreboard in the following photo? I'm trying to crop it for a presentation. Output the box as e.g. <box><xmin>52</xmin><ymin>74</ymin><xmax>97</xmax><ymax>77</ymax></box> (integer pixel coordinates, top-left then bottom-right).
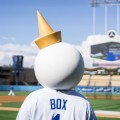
<box><xmin>91</xmin><ymin>42</ymin><xmax>120</xmax><ymax>61</ymax></box>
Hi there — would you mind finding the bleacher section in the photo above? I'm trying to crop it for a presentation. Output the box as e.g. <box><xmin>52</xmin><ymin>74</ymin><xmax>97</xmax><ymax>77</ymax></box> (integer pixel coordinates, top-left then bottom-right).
<box><xmin>78</xmin><ymin>75</ymin><xmax>120</xmax><ymax>87</ymax></box>
<box><xmin>111</xmin><ymin>75</ymin><xmax>120</xmax><ymax>86</ymax></box>
<box><xmin>112</xmin><ymin>75</ymin><xmax>120</xmax><ymax>80</ymax></box>
<box><xmin>78</xmin><ymin>75</ymin><xmax>90</xmax><ymax>86</ymax></box>
<box><xmin>89</xmin><ymin>75</ymin><xmax>110</xmax><ymax>86</ymax></box>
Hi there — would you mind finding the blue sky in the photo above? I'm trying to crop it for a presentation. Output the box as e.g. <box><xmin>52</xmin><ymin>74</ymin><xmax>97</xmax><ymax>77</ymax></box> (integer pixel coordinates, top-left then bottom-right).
<box><xmin>0</xmin><ymin>0</ymin><xmax>118</xmax><ymax>45</ymax></box>
<box><xmin>0</xmin><ymin>0</ymin><xmax>92</xmax><ymax>45</ymax></box>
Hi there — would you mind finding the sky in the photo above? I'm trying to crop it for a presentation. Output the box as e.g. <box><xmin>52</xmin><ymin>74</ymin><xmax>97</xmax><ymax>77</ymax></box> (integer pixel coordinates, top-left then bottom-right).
<box><xmin>0</xmin><ymin>0</ymin><xmax>119</xmax><ymax>68</ymax></box>
<box><xmin>0</xmin><ymin>0</ymin><xmax>93</xmax><ymax>45</ymax></box>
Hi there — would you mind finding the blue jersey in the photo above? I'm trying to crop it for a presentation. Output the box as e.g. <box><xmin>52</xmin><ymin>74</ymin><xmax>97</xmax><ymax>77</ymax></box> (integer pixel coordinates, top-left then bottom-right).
<box><xmin>16</xmin><ymin>88</ymin><xmax>96</xmax><ymax>120</ymax></box>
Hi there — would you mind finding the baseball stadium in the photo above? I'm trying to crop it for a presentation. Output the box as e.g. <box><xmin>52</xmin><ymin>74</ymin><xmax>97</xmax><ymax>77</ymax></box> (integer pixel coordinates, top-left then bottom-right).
<box><xmin>0</xmin><ymin>0</ymin><xmax>120</xmax><ymax>120</ymax></box>
<box><xmin>1</xmin><ymin>40</ymin><xmax>120</xmax><ymax>117</ymax></box>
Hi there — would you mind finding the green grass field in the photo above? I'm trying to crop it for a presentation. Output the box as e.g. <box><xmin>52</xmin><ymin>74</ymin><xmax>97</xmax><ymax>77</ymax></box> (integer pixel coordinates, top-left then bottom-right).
<box><xmin>0</xmin><ymin>91</ymin><xmax>120</xmax><ymax>120</ymax></box>
<box><xmin>0</xmin><ymin>91</ymin><xmax>30</xmax><ymax>96</ymax></box>
<box><xmin>89</xmin><ymin>99</ymin><xmax>120</xmax><ymax>111</ymax></box>
<box><xmin>97</xmin><ymin>118</ymin><xmax>120</xmax><ymax>120</ymax></box>
<box><xmin>0</xmin><ymin>111</ymin><xmax>119</xmax><ymax>120</ymax></box>
<box><xmin>0</xmin><ymin>111</ymin><xmax>17</xmax><ymax>120</ymax></box>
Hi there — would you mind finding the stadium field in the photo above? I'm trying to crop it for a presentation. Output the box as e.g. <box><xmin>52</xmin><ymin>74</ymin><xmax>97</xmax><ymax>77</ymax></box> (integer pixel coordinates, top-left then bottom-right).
<box><xmin>0</xmin><ymin>111</ymin><xmax>17</xmax><ymax>120</ymax></box>
<box><xmin>0</xmin><ymin>91</ymin><xmax>120</xmax><ymax>119</ymax></box>
<box><xmin>89</xmin><ymin>99</ymin><xmax>120</xmax><ymax>111</ymax></box>
<box><xmin>0</xmin><ymin>91</ymin><xmax>30</xmax><ymax>96</ymax></box>
<box><xmin>0</xmin><ymin>110</ymin><xmax>120</xmax><ymax>120</ymax></box>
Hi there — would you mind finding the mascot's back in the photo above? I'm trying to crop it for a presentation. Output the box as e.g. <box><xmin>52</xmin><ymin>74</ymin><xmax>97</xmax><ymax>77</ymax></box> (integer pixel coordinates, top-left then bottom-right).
<box><xmin>16</xmin><ymin>11</ymin><xmax>96</xmax><ymax>120</ymax></box>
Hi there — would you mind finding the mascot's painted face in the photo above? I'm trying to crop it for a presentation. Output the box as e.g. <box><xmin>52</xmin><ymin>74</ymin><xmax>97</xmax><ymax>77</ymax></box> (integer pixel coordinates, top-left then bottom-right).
<box><xmin>34</xmin><ymin>11</ymin><xmax>84</xmax><ymax>90</ymax></box>
<box><xmin>34</xmin><ymin>42</ymin><xmax>84</xmax><ymax>90</ymax></box>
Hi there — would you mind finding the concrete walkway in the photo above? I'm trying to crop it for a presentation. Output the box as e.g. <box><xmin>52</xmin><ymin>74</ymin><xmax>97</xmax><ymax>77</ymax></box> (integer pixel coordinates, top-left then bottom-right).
<box><xmin>0</xmin><ymin>107</ymin><xmax>19</xmax><ymax>111</ymax></box>
<box><xmin>95</xmin><ymin>110</ymin><xmax>120</xmax><ymax>118</ymax></box>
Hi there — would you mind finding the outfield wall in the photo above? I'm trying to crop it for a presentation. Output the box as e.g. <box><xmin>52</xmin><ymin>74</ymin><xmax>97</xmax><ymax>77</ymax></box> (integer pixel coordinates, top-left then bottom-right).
<box><xmin>0</xmin><ymin>85</ymin><xmax>120</xmax><ymax>94</ymax></box>
<box><xmin>75</xmin><ymin>86</ymin><xmax>120</xmax><ymax>94</ymax></box>
<box><xmin>0</xmin><ymin>85</ymin><xmax>42</xmax><ymax>91</ymax></box>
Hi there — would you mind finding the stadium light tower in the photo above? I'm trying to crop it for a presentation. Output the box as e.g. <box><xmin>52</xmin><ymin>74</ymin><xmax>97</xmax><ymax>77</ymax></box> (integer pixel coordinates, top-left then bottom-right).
<box><xmin>117</xmin><ymin>0</ymin><xmax>120</xmax><ymax>34</ymax></box>
<box><xmin>90</xmin><ymin>0</ymin><xmax>120</xmax><ymax>35</ymax></box>
<box><xmin>12</xmin><ymin>55</ymin><xmax>24</xmax><ymax>85</ymax></box>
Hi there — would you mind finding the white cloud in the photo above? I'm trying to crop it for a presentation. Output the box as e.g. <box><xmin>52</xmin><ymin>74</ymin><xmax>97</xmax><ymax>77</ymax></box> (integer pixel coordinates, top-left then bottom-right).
<box><xmin>11</xmin><ymin>37</ymin><xmax>16</xmax><ymax>41</ymax></box>
<box><xmin>0</xmin><ymin>43</ymin><xmax>38</xmax><ymax>68</ymax></box>
<box><xmin>1</xmin><ymin>36</ymin><xmax>16</xmax><ymax>41</ymax></box>
<box><xmin>0</xmin><ymin>53</ymin><xmax>11</xmax><ymax>66</ymax></box>
<box><xmin>1</xmin><ymin>34</ymin><xmax>120</xmax><ymax>68</ymax></box>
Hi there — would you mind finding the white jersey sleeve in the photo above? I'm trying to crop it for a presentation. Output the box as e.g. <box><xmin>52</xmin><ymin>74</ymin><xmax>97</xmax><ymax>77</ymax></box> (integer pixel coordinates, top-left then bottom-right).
<box><xmin>16</xmin><ymin>88</ymin><xmax>97</xmax><ymax>120</ymax></box>
<box><xmin>16</xmin><ymin>92</ymin><xmax>34</xmax><ymax>120</ymax></box>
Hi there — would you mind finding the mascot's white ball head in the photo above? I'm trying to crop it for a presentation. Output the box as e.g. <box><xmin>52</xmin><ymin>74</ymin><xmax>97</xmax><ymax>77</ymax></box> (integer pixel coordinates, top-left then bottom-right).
<box><xmin>34</xmin><ymin>11</ymin><xmax>84</xmax><ymax>90</ymax></box>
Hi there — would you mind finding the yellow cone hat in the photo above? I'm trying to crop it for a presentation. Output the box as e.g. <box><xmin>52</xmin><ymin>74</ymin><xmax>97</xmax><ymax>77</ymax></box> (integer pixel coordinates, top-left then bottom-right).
<box><xmin>35</xmin><ymin>11</ymin><xmax>61</xmax><ymax>49</ymax></box>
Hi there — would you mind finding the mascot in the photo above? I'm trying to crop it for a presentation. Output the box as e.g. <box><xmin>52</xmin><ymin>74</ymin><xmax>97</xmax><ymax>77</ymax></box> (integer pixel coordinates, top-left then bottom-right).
<box><xmin>16</xmin><ymin>11</ymin><xmax>96</xmax><ymax>120</ymax></box>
